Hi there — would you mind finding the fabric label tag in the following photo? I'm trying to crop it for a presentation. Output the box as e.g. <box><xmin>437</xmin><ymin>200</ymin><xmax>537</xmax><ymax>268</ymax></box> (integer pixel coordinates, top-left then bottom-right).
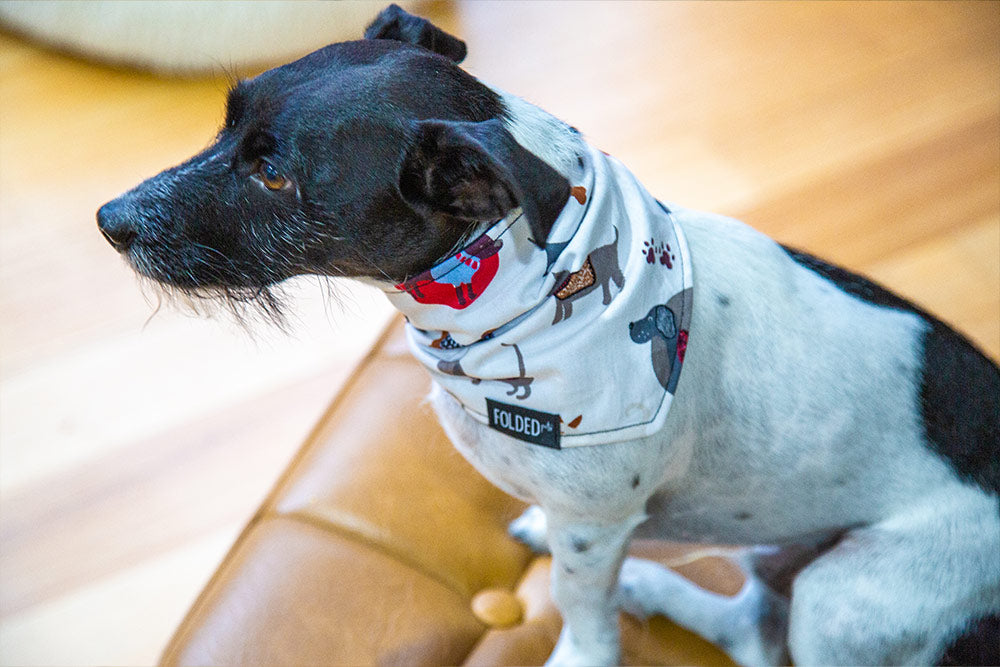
<box><xmin>486</xmin><ymin>398</ymin><xmax>561</xmax><ymax>449</ymax></box>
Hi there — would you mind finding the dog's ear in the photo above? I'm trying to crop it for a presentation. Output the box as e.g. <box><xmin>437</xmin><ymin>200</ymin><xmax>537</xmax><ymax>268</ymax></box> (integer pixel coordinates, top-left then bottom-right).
<box><xmin>653</xmin><ymin>305</ymin><xmax>678</xmax><ymax>339</ymax></box>
<box><xmin>364</xmin><ymin>4</ymin><xmax>467</xmax><ymax>63</ymax></box>
<box><xmin>399</xmin><ymin>119</ymin><xmax>570</xmax><ymax>248</ymax></box>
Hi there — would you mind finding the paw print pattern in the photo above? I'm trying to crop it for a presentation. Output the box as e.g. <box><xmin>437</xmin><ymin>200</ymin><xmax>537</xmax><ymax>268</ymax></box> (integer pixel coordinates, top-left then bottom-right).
<box><xmin>643</xmin><ymin>240</ymin><xmax>655</xmax><ymax>264</ymax></box>
<box><xmin>642</xmin><ymin>238</ymin><xmax>676</xmax><ymax>269</ymax></box>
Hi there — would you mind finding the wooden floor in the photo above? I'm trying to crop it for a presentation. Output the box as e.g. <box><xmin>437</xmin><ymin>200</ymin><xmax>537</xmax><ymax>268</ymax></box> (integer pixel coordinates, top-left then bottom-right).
<box><xmin>1</xmin><ymin>2</ymin><xmax>997</xmax><ymax>664</ymax></box>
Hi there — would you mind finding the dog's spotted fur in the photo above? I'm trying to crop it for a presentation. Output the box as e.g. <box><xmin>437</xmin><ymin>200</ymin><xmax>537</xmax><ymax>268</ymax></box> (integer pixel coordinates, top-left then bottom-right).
<box><xmin>98</xmin><ymin>5</ymin><xmax>999</xmax><ymax>665</ymax></box>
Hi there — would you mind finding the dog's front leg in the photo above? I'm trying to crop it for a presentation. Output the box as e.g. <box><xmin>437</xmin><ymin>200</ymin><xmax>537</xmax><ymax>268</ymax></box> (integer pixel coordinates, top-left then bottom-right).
<box><xmin>544</xmin><ymin>512</ymin><xmax>644</xmax><ymax>667</ymax></box>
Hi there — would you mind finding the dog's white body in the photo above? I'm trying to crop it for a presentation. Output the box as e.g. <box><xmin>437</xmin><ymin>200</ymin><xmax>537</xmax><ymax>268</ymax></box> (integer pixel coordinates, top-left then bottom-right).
<box><xmin>95</xmin><ymin>7</ymin><xmax>998</xmax><ymax>660</ymax></box>
<box><xmin>425</xmin><ymin>91</ymin><xmax>1000</xmax><ymax>665</ymax></box>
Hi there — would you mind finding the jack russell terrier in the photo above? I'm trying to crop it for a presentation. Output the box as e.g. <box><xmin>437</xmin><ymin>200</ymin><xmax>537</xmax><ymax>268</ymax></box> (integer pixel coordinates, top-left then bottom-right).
<box><xmin>97</xmin><ymin>5</ymin><xmax>998</xmax><ymax>665</ymax></box>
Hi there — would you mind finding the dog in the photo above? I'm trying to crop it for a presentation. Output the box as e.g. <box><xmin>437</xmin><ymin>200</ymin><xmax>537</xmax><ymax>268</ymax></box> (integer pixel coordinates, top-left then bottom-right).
<box><xmin>97</xmin><ymin>5</ymin><xmax>999</xmax><ymax>665</ymax></box>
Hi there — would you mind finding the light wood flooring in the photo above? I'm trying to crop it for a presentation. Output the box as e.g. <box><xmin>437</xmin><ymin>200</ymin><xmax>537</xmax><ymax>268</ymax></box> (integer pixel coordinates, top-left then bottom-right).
<box><xmin>1</xmin><ymin>2</ymin><xmax>997</xmax><ymax>664</ymax></box>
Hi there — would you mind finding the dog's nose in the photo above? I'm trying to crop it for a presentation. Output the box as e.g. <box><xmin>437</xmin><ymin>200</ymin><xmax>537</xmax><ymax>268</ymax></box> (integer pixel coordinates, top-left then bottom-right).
<box><xmin>96</xmin><ymin>198</ymin><xmax>137</xmax><ymax>251</ymax></box>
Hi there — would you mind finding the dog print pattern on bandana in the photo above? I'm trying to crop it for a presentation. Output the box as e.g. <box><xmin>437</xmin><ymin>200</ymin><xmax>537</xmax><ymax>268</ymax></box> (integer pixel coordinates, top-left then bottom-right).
<box><xmin>395</xmin><ymin>234</ymin><xmax>503</xmax><ymax>309</ymax></box>
<box><xmin>388</xmin><ymin>144</ymin><xmax>693</xmax><ymax>448</ymax></box>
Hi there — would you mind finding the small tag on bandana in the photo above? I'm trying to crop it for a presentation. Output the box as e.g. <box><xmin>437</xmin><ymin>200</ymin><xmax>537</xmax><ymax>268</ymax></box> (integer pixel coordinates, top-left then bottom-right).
<box><xmin>487</xmin><ymin>398</ymin><xmax>561</xmax><ymax>449</ymax></box>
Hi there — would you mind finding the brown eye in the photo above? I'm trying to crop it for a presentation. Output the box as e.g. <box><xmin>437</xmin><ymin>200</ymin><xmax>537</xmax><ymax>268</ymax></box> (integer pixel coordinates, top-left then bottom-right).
<box><xmin>257</xmin><ymin>160</ymin><xmax>288</xmax><ymax>191</ymax></box>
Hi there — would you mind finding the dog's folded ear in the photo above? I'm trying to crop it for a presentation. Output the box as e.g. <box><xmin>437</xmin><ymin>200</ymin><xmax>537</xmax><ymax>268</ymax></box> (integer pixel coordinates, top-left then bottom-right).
<box><xmin>364</xmin><ymin>4</ymin><xmax>467</xmax><ymax>63</ymax></box>
<box><xmin>399</xmin><ymin>119</ymin><xmax>570</xmax><ymax>248</ymax></box>
<box><xmin>653</xmin><ymin>305</ymin><xmax>678</xmax><ymax>339</ymax></box>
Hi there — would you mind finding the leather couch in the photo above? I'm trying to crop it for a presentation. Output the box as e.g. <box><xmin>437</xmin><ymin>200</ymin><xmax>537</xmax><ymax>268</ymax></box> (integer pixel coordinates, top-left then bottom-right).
<box><xmin>160</xmin><ymin>317</ymin><xmax>743</xmax><ymax>666</ymax></box>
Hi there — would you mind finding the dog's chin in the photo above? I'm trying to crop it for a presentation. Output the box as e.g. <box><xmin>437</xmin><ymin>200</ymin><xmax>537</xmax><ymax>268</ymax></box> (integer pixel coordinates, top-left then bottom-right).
<box><xmin>123</xmin><ymin>249</ymin><xmax>293</xmax><ymax>328</ymax></box>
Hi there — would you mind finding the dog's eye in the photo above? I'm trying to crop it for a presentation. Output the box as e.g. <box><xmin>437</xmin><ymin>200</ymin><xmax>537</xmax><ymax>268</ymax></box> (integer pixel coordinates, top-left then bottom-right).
<box><xmin>257</xmin><ymin>160</ymin><xmax>288</xmax><ymax>191</ymax></box>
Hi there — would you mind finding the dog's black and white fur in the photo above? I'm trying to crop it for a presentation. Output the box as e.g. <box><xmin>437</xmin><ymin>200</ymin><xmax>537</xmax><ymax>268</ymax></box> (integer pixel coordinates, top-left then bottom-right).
<box><xmin>98</xmin><ymin>6</ymin><xmax>999</xmax><ymax>665</ymax></box>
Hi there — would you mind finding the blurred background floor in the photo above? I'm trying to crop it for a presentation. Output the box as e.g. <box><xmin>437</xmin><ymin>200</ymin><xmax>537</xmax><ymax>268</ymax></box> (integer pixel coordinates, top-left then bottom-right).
<box><xmin>1</xmin><ymin>1</ymin><xmax>997</xmax><ymax>665</ymax></box>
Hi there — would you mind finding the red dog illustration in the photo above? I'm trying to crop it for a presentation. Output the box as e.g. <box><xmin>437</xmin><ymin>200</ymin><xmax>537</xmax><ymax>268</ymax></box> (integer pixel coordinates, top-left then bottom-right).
<box><xmin>398</xmin><ymin>234</ymin><xmax>503</xmax><ymax>309</ymax></box>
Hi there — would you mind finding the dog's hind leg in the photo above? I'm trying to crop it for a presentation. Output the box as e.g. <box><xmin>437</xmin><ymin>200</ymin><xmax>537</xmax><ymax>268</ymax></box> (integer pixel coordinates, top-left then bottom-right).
<box><xmin>787</xmin><ymin>491</ymin><xmax>1000</xmax><ymax>665</ymax></box>
<box><xmin>513</xmin><ymin>507</ymin><xmax>790</xmax><ymax>666</ymax></box>
<box><xmin>618</xmin><ymin>556</ymin><xmax>789</xmax><ymax>667</ymax></box>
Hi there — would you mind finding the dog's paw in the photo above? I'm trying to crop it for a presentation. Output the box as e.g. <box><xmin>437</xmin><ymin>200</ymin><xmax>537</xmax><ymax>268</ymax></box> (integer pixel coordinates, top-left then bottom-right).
<box><xmin>545</xmin><ymin>627</ymin><xmax>619</xmax><ymax>667</ymax></box>
<box><xmin>508</xmin><ymin>505</ymin><xmax>550</xmax><ymax>553</ymax></box>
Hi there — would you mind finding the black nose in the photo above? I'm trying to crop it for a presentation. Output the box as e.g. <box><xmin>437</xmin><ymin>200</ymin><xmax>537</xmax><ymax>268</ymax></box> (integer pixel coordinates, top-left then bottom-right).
<box><xmin>97</xmin><ymin>198</ymin><xmax>137</xmax><ymax>251</ymax></box>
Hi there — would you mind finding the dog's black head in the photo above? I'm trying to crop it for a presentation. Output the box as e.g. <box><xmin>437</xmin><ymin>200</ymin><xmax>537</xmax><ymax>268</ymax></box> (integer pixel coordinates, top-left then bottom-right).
<box><xmin>97</xmin><ymin>4</ymin><xmax>569</xmax><ymax>318</ymax></box>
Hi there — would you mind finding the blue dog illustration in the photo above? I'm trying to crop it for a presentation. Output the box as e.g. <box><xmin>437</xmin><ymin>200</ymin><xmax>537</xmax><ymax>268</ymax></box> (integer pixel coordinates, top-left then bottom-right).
<box><xmin>629</xmin><ymin>303</ymin><xmax>684</xmax><ymax>393</ymax></box>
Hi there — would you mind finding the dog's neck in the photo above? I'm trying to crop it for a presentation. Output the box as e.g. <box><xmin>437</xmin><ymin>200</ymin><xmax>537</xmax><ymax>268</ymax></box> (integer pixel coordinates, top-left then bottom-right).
<box><xmin>383</xmin><ymin>144</ymin><xmax>694</xmax><ymax>449</ymax></box>
<box><xmin>492</xmin><ymin>87</ymin><xmax>588</xmax><ymax>180</ymax></box>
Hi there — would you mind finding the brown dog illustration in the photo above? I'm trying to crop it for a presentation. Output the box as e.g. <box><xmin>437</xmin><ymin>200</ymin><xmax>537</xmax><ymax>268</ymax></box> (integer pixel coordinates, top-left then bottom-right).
<box><xmin>550</xmin><ymin>227</ymin><xmax>624</xmax><ymax>324</ymax></box>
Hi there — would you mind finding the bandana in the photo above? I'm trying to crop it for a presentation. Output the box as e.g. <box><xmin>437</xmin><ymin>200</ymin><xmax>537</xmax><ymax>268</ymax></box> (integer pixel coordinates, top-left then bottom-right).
<box><xmin>386</xmin><ymin>145</ymin><xmax>693</xmax><ymax>448</ymax></box>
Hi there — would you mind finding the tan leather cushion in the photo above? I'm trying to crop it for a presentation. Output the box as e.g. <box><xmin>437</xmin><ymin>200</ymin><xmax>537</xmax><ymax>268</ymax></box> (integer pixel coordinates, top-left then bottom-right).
<box><xmin>160</xmin><ymin>318</ymin><xmax>742</xmax><ymax>666</ymax></box>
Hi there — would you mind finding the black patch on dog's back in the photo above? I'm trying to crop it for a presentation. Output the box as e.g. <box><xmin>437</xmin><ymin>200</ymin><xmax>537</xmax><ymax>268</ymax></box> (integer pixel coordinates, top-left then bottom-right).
<box><xmin>781</xmin><ymin>246</ymin><xmax>1000</xmax><ymax>495</ymax></box>
<box><xmin>937</xmin><ymin>614</ymin><xmax>1000</xmax><ymax>666</ymax></box>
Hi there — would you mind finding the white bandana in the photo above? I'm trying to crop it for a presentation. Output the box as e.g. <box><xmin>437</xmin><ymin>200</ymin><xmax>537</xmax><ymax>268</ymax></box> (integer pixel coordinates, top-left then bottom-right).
<box><xmin>386</xmin><ymin>145</ymin><xmax>693</xmax><ymax>448</ymax></box>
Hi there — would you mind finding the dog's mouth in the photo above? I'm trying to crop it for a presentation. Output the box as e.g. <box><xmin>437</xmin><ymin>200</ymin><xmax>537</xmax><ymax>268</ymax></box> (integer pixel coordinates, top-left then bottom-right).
<box><xmin>116</xmin><ymin>233</ymin><xmax>292</xmax><ymax>324</ymax></box>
